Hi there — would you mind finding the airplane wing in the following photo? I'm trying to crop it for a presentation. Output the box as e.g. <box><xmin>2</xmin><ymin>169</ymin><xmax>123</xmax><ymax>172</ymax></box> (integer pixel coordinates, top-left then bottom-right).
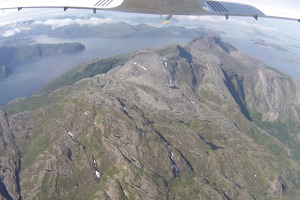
<box><xmin>0</xmin><ymin>0</ymin><xmax>299</xmax><ymax>22</ymax></box>
<box><xmin>0</xmin><ymin>0</ymin><xmax>125</xmax><ymax>11</ymax></box>
<box><xmin>198</xmin><ymin>0</ymin><xmax>300</xmax><ymax>21</ymax></box>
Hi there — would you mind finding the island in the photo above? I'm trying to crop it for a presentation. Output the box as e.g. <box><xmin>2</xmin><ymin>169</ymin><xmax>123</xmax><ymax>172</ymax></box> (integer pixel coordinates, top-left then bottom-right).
<box><xmin>251</xmin><ymin>39</ymin><xmax>287</xmax><ymax>52</ymax></box>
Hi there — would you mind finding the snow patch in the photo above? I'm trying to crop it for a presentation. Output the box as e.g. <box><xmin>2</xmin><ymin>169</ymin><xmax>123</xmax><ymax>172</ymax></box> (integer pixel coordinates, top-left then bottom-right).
<box><xmin>138</xmin><ymin>64</ymin><xmax>148</xmax><ymax>71</ymax></box>
<box><xmin>95</xmin><ymin>171</ymin><xmax>101</xmax><ymax>179</ymax></box>
<box><xmin>170</xmin><ymin>152</ymin><xmax>174</xmax><ymax>160</ymax></box>
<box><xmin>68</xmin><ymin>132</ymin><xmax>74</xmax><ymax>138</ymax></box>
<box><xmin>85</xmin><ymin>112</ymin><xmax>88</xmax><ymax>116</ymax></box>
<box><xmin>133</xmin><ymin>62</ymin><xmax>148</xmax><ymax>71</ymax></box>
<box><xmin>123</xmin><ymin>189</ymin><xmax>128</xmax><ymax>197</ymax></box>
<box><xmin>163</xmin><ymin>61</ymin><xmax>168</xmax><ymax>67</ymax></box>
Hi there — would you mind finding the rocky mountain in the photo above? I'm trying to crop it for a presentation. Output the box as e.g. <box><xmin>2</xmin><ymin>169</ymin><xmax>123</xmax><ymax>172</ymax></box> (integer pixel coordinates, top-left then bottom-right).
<box><xmin>1</xmin><ymin>36</ymin><xmax>300</xmax><ymax>200</ymax></box>
<box><xmin>0</xmin><ymin>43</ymin><xmax>85</xmax><ymax>78</ymax></box>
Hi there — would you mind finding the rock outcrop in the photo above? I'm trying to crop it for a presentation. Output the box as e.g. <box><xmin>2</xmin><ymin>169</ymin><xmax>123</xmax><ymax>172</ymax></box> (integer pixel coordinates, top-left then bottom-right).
<box><xmin>1</xmin><ymin>36</ymin><xmax>300</xmax><ymax>199</ymax></box>
<box><xmin>271</xmin><ymin>176</ymin><xmax>286</xmax><ymax>195</ymax></box>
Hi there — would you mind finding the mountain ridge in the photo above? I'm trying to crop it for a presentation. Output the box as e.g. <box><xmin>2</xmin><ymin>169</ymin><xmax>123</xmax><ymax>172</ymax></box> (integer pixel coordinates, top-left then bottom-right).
<box><xmin>1</xmin><ymin>36</ymin><xmax>300</xmax><ymax>199</ymax></box>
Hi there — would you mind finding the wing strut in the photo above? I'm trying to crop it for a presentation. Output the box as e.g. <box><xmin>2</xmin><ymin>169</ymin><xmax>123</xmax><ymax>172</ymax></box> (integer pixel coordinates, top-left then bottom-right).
<box><xmin>162</xmin><ymin>15</ymin><xmax>173</xmax><ymax>24</ymax></box>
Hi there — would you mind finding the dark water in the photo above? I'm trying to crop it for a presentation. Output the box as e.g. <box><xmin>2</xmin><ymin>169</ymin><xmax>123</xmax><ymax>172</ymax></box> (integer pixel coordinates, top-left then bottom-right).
<box><xmin>0</xmin><ymin>53</ymin><xmax>83</xmax><ymax>104</ymax></box>
<box><xmin>0</xmin><ymin>37</ymin><xmax>190</xmax><ymax>105</ymax></box>
<box><xmin>0</xmin><ymin>179</ymin><xmax>13</xmax><ymax>200</ymax></box>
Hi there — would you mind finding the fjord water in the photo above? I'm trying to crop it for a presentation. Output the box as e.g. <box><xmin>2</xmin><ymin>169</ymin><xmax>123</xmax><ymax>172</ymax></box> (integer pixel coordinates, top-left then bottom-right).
<box><xmin>225</xmin><ymin>36</ymin><xmax>300</xmax><ymax>79</ymax></box>
<box><xmin>0</xmin><ymin>37</ymin><xmax>190</xmax><ymax>105</ymax></box>
<box><xmin>1</xmin><ymin>36</ymin><xmax>300</xmax><ymax>105</ymax></box>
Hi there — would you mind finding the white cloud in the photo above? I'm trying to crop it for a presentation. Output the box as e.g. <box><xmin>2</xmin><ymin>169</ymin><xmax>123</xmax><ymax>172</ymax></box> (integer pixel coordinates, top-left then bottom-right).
<box><xmin>226</xmin><ymin>18</ymin><xmax>285</xmax><ymax>34</ymax></box>
<box><xmin>176</xmin><ymin>15</ymin><xmax>284</xmax><ymax>33</ymax></box>
<box><xmin>0</xmin><ymin>16</ymin><xmax>114</xmax><ymax>36</ymax></box>
<box><xmin>1</xmin><ymin>27</ymin><xmax>21</xmax><ymax>37</ymax></box>
<box><xmin>1</xmin><ymin>27</ymin><xmax>32</xmax><ymax>37</ymax></box>
<box><xmin>34</xmin><ymin>17</ymin><xmax>115</xmax><ymax>29</ymax></box>
<box><xmin>0</xmin><ymin>0</ymin><xmax>299</xmax><ymax>40</ymax></box>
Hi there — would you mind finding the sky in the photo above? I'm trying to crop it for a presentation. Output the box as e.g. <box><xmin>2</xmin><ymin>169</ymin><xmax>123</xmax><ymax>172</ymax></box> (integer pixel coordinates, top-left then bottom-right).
<box><xmin>0</xmin><ymin>0</ymin><xmax>299</xmax><ymax>34</ymax></box>
<box><xmin>0</xmin><ymin>0</ymin><xmax>300</xmax><ymax>55</ymax></box>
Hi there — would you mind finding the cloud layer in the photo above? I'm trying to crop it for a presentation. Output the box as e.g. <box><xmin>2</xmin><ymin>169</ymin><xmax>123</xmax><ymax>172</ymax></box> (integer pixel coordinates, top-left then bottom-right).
<box><xmin>34</xmin><ymin>17</ymin><xmax>115</xmax><ymax>29</ymax></box>
<box><xmin>0</xmin><ymin>16</ymin><xmax>116</xmax><ymax>37</ymax></box>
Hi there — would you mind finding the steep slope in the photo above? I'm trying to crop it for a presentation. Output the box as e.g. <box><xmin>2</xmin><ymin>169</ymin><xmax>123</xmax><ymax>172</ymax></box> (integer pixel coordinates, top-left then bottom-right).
<box><xmin>1</xmin><ymin>36</ymin><xmax>300</xmax><ymax>200</ymax></box>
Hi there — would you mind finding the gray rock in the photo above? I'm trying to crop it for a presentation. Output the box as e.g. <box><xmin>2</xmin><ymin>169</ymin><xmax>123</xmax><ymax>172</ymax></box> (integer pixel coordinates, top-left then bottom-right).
<box><xmin>271</xmin><ymin>176</ymin><xmax>285</xmax><ymax>195</ymax></box>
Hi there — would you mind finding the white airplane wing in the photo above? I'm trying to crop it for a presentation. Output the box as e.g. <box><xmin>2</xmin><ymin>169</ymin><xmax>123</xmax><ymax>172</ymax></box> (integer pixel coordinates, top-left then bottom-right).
<box><xmin>0</xmin><ymin>0</ymin><xmax>299</xmax><ymax>22</ymax></box>
<box><xmin>0</xmin><ymin>0</ymin><xmax>125</xmax><ymax>10</ymax></box>
<box><xmin>199</xmin><ymin>0</ymin><xmax>300</xmax><ymax>21</ymax></box>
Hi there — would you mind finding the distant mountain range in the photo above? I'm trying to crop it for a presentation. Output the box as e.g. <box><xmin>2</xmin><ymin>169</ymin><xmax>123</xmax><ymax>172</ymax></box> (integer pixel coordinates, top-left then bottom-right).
<box><xmin>46</xmin><ymin>22</ymin><xmax>217</xmax><ymax>38</ymax></box>
<box><xmin>0</xmin><ymin>16</ymin><xmax>225</xmax><ymax>80</ymax></box>
<box><xmin>0</xmin><ymin>17</ymin><xmax>222</xmax><ymax>42</ymax></box>
<box><xmin>0</xmin><ymin>36</ymin><xmax>300</xmax><ymax>199</ymax></box>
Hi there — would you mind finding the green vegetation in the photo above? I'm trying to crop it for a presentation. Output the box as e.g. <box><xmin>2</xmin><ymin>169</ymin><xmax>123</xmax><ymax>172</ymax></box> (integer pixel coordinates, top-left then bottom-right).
<box><xmin>1</xmin><ymin>36</ymin><xmax>300</xmax><ymax>199</ymax></box>
<box><xmin>39</xmin><ymin>53</ymin><xmax>132</xmax><ymax>94</ymax></box>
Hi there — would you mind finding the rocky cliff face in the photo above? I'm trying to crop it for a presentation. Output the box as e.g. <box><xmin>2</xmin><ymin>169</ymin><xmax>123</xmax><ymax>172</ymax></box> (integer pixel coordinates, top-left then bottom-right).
<box><xmin>1</xmin><ymin>36</ymin><xmax>300</xmax><ymax>200</ymax></box>
<box><xmin>244</xmin><ymin>69</ymin><xmax>300</xmax><ymax>122</ymax></box>
<box><xmin>11</xmin><ymin>43</ymin><xmax>85</xmax><ymax>64</ymax></box>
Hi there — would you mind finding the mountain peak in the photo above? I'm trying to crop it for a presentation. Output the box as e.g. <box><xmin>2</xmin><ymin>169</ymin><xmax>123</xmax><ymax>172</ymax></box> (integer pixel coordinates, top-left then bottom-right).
<box><xmin>188</xmin><ymin>35</ymin><xmax>237</xmax><ymax>53</ymax></box>
<box><xmin>2</xmin><ymin>37</ymin><xmax>300</xmax><ymax>200</ymax></box>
